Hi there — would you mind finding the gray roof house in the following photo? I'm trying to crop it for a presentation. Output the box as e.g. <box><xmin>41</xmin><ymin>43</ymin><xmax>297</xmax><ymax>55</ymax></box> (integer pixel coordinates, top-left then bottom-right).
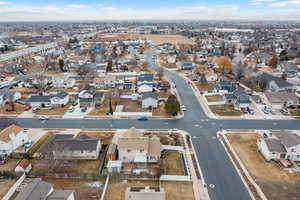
<box><xmin>27</xmin><ymin>91</ymin><xmax>69</xmax><ymax>107</ymax></box>
<box><xmin>265</xmin><ymin>92</ymin><xmax>299</xmax><ymax>109</ymax></box>
<box><xmin>215</xmin><ymin>80</ymin><xmax>237</xmax><ymax>93</ymax></box>
<box><xmin>142</xmin><ymin>92</ymin><xmax>158</xmax><ymax>109</ymax></box>
<box><xmin>225</xmin><ymin>90</ymin><xmax>251</xmax><ymax>109</ymax></box>
<box><xmin>15</xmin><ymin>179</ymin><xmax>74</xmax><ymax>200</ymax></box>
<box><xmin>256</xmin><ymin>73</ymin><xmax>295</xmax><ymax>92</ymax></box>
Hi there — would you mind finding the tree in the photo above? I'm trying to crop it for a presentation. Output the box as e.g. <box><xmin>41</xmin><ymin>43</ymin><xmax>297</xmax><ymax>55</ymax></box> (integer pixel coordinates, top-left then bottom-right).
<box><xmin>58</xmin><ymin>58</ymin><xmax>66</xmax><ymax>72</ymax></box>
<box><xmin>165</xmin><ymin>95</ymin><xmax>180</xmax><ymax>116</ymax></box>
<box><xmin>199</xmin><ymin>73</ymin><xmax>207</xmax><ymax>84</ymax></box>
<box><xmin>217</xmin><ymin>56</ymin><xmax>232</xmax><ymax>74</ymax></box>
<box><xmin>258</xmin><ymin>77</ymin><xmax>269</xmax><ymax>91</ymax></box>
<box><xmin>236</xmin><ymin>61</ymin><xmax>245</xmax><ymax>81</ymax></box>
<box><xmin>109</xmin><ymin>97</ymin><xmax>113</xmax><ymax>115</ymax></box>
<box><xmin>279</xmin><ymin>50</ymin><xmax>288</xmax><ymax>61</ymax></box>
<box><xmin>106</xmin><ymin>59</ymin><xmax>113</xmax><ymax>72</ymax></box>
<box><xmin>269</xmin><ymin>54</ymin><xmax>278</xmax><ymax>69</ymax></box>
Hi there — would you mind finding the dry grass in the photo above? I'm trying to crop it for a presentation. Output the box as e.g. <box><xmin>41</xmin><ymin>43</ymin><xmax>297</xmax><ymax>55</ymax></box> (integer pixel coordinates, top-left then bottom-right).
<box><xmin>36</xmin><ymin>103</ymin><xmax>72</xmax><ymax>116</ymax></box>
<box><xmin>0</xmin><ymin>104</ymin><xmax>26</xmax><ymax>115</ymax></box>
<box><xmin>43</xmin><ymin>178</ymin><xmax>103</xmax><ymax>200</ymax></box>
<box><xmin>195</xmin><ymin>83</ymin><xmax>215</xmax><ymax>91</ymax></box>
<box><xmin>159</xmin><ymin>61</ymin><xmax>177</xmax><ymax>69</ymax></box>
<box><xmin>105</xmin><ymin>179</ymin><xmax>194</xmax><ymax>200</ymax></box>
<box><xmin>228</xmin><ymin>133</ymin><xmax>300</xmax><ymax>200</ymax></box>
<box><xmin>141</xmin><ymin>34</ymin><xmax>195</xmax><ymax>45</ymax></box>
<box><xmin>163</xmin><ymin>151</ymin><xmax>184</xmax><ymax>175</ymax></box>
<box><xmin>0</xmin><ymin>159</ymin><xmax>20</xmax><ymax>172</ymax></box>
<box><xmin>88</xmin><ymin>104</ymin><xmax>116</xmax><ymax>116</ymax></box>
<box><xmin>205</xmin><ymin>95</ymin><xmax>223</xmax><ymax>102</ymax></box>
<box><xmin>0</xmin><ymin>179</ymin><xmax>16</xmax><ymax>199</ymax></box>
<box><xmin>78</xmin><ymin>131</ymin><xmax>115</xmax><ymax>145</ymax></box>
<box><xmin>27</xmin><ymin>132</ymin><xmax>53</xmax><ymax>157</ymax></box>
<box><xmin>210</xmin><ymin>105</ymin><xmax>241</xmax><ymax>116</ymax></box>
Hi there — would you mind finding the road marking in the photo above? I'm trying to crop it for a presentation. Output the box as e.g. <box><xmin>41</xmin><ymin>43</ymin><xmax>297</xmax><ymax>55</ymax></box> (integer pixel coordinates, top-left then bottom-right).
<box><xmin>212</xmin><ymin>136</ymin><xmax>216</xmax><ymax>139</ymax></box>
<box><xmin>193</xmin><ymin>136</ymin><xmax>197</xmax><ymax>139</ymax></box>
<box><xmin>209</xmin><ymin>184</ymin><xmax>215</xmax><ymax>188</ymax></box>
<box><xmin>194</xmin><ymin>124</ymin><xmax>199</xmax><ymax>127</ymax></box>
<box><xmin>273</xmin><ymin>122</ymin><xmax>277</xmax><ymax>126</ymax></box>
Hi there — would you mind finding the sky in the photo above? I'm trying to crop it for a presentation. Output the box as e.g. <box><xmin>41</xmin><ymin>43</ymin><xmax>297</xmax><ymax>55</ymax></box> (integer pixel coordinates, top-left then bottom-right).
<box><xmin>0</xmin><ymin>0</ymin><xmax>299</xmax><ymax>21</ymax></box>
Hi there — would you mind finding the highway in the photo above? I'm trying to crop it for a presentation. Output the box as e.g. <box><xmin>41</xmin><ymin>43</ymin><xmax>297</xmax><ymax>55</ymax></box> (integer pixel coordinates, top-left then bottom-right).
<box><xmin>4</xmin><ymin>50</ymin><xmax>300</xmax><ymax>200</ymax></box>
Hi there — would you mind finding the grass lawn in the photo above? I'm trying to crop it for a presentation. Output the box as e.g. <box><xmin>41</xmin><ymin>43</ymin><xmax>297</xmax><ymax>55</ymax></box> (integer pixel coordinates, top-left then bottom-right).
<box><xmin>105</xmin><ymin>179</ymin><xmax>194</xmax><ymax>200</ymax></box>
<box><xmin>210</xmin><ymin>105</ymin><xmax>241</xmax><ymax>116</ymax></box>
<box><xmin>0</xmin><ymin>158</ymin><xmax>20</xmax><ymax>172</ymax></box>
<box><xmin>27</xmin><ymin>132</ymin><xmax>53</xmax><ymax>157</ymax></box>
<box><xmin>43</xmin><ymin>178</ymin><xmax>103</xmax><ymax>200</ymax></box>
<box><xmin>36</xmin><ymin>103</ymin><xmax>72</xmax><ymax>116</ymax></box>
<box><xmin>205</xmin><ymin>95</ymin><xmax>223</xmax><ymax>102</ymax></box>
<box><xmin>77</xmin><ymin>131</ymin><xmax>115</xmax><ymax>145</ymax></box>
<box><xmin>227</xmin><ymin>133</ymin><xmax>300</xmax><ymax>200</ymax></box>
<box><xmin>163</xmin><ymin>151</ymin><xmax>184</xmax><ymax>175</ymax></box>
<box><xmin>0</xmin><ymin>104</ymin><xmax>26</xmax><ymax>115</ymax></box>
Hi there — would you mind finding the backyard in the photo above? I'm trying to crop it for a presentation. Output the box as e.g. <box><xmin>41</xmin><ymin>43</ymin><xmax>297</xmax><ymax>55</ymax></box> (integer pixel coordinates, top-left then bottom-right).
<box><xmin>227</xmin><ymin>133</ymin><xmax>300</xmax><ymax>200</ymax></box>
<box><xmin>163</xmin><ymin>151</ymin><xmax>185</xmax><ymax>175</ymax></box>
<box><xmin>78</xmin><ymin>131</ymin><xmax>115</xmax><ymax>145</ymax></box>
<box><xmin>210</xmin><ymin>105</ymin><xmax>241</xmax><ymax>116</ymax></box>
<box><xmin>205</xmin><ymin>95</ymin><xmax>223</xmax><ymax>102</ymax></box>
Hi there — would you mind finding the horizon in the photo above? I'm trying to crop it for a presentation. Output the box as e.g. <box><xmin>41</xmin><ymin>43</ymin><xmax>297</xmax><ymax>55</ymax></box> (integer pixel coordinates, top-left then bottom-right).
<box><xmin>0</xmin><ymin>0</ymin><xmax>300</xmax><ymax>21</ymax></box>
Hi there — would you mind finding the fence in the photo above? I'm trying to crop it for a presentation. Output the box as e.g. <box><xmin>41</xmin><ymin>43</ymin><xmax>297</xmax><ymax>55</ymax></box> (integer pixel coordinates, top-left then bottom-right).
<box><xmin>159</xmin><ymin>175</ymin><xmax>191</xmax><ymax>181</ymax></box>
<box><xmin>2</xmin><ymin>173</ymin><xmax>26</xmax><ymax>200</ymax></box>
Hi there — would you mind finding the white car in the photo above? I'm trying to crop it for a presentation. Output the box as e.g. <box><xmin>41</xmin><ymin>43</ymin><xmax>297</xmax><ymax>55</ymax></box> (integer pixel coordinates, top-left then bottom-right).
<box><xmin>38</xmin><ymin>115</ymin><xmax>49</xmax><ymax>120</ymax></box>
<box><xmin>182</xmin><ymin>105</ymin><xmax>187</xmax><ymax>111</ymax></box>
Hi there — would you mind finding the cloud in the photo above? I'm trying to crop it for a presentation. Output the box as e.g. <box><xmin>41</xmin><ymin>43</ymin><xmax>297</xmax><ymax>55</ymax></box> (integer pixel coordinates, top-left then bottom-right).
<box><xmin>249</xmin><ymin>0</ymin><xmax>276</xmax><ymax>5</ymax></box>
<box><xmin>269</xmin><ymin>0</ymin><xmax>300</xmax><ymax>7</ymax></box>
<box><xmin>0</xmin><ymin>1</ymin><xmax>9</xmax><ymax>5</ymax></box>
<box><xmin>102</xmin><ymin>7</ymin><xmax>117</xmax><ymax>10</ymax></box>
<box><xmin>96</xmin><ymin>4</ymin><xmax>104</xmax><ymax>7</ymax></box>
<box><xmin>176</xmin><ymin>6</ymin><xmax>207</xmax><ymax>9</ymax></box>
<box><xmin>68</xmin><ymin>4</ymin><xmax>87</xmax><ymax>9</ymax></box>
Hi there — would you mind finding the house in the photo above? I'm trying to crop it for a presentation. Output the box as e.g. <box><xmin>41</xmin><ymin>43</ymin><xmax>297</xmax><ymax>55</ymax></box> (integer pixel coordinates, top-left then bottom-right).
<box><xmin>15</xmin><ymin>159</ymin><xmax>32</xmax><ymax>173</ymax></box>
<box><xmin>117</xmin><ymin>127</ymin><xmax>162</xmax><ymax>163</ymax></box>
<box><xmin>142</xmin><ymin>92</ymin><xmax>158</xmax><ymax>109</ymax></box>
<box><xmin>107</xmin><ymin>160</ymin><xmax>122</xmax><ymax>174</ymax></box>
<box><xmin>137</xmin><ymin>74</ymin><xmax>154</xmax><ymax>93</ymax></box>
<box><xmin>256</xmin><ymin>73</ymin><xmax>295</xmax><ymax>92</ymax></box>
<box><xmin>177</xmin><ymin>61</ymin><xmax>195</xmax><ymax>70</ymax></box>
<box><xmin>15</xmin><ymin>179</ymin><xmax>75</xmax><ymax>200</ymax></box>
<box><xmin>0</xmin><ymin>89</ymin><xmax>21</xmax><ymax>106</ymax></box>
<box><xmin>93</xmin><ymin>75</ymin><xmax>116</xmax><ymax>89</ymax></box>
<box><xmin>215</xmin><ymin>80</ymin><xmax>237</xmax><ymax>93</ymax></box>
<box><xmin>265</xmin><ymin>92</ymin><xmax>299</xmax><ymax>109</ymax></box>
<box><xmin>94</xmin><ymin>92</ymin><xmax>105</xmax><ymax>106</ymax></box>
<box><xmin>39</xmin><ymin>134</ymin><xmax>101</xmax><ymax>160</ymax></box>
<box><xmin>106</xmin><ymin>144</ymin><xmax>117</xmax><ymax>160</ymax></box>
<box><xmin>27</xmin><ymin>91</ymin><xmax>69</xmax><ymax>108</ymax></box>
<box><xmin>79</xmin><ymin>90</ymin><xmax>104</xmax><ymax>107</ymax></box>
<box><xmin>0</xmin><ymin>125</ymin><xmax>29</xmax><ymax>156</ymax></box>
<box><xmin>225</xmin><ymin>90</ymin><xmax>251</xmax><ymax>109</ymax></box>
<box><xmin>125</xmin><ymin>186</ymin><xmax>165</xmax><ymax>200</ymax></box>
<box><xmin>257</xmin><ymin>131</ymin><xmax>300</xmax><ymax>161</ymax></box>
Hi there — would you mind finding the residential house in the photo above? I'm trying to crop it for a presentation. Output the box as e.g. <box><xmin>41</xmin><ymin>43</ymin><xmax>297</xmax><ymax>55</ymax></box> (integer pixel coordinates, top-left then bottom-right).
<box><xmin>225</xmin><ymin>90</ymin><xmax>251</xmax><ymax>109</ymax></box>
<box><xmin>106</xmin><ymin>144</ymin><xmax>117</xmax><ymax>160</ymax></box>
<box><xmin>0</xmin><ymin>125</ymin><xmax>29</xmax><ymax>155</ymax></box>
<box><xmin>257</xmin><ymin>131</ymin><xmax>300</xmax><ymax>161</ymax></box>
<box><xmin>137</xmin><ymin>74</ymin><xmax>154</xmax><ymax>93</ymax></box>
<box><xmin>177</xmin><ymin>61</ymin><xmax>195</xmax><ymax>70</ymax></box>
<box><xmin>79</xmin><ymin>90</ymin><xmax>104</xmax><ymax>107</ymax></box>
<box><xmin>125</xmin><ymin>186</ymin><xmax>165</xmax><ymax>200</ymax></box>
<box><xmin>142</xmin><ymin>92</ymin><xmax>158</xmax><ymax>109</ymax></box>
<box><xmin>27</xmin><ymin>91</ymin><xmax>69</xmax><ymax>108</ymax></box>
<box><xmin>265</xmin><ymin>92</ymin><xmax>299</xmax><ymax>109</ymax></box>
<box><xmin>0</xmin><ymin>89</ymin><xmax>21</xmax><ymax>106</ymax></box>
<box><xmin>117</xmin><ymin>127</ymin><xmax>162</xmax><ymax>163</ymax></box>
<box><xmin>107</xmin><ymin>160</ymin><xmax>122</xmax><ymax>174</ymax></box>
<box><xmin>15</xmin><ymin>179</ymin><xmax>75</xmax><ymax>200</ymax></box>
<box><xmin>215</xmin><ymin>80</ymin><xmax>237</xmax><ymax>93</ymax></box>
<box><xmin>39</xmin><ymin>134</ymin><xmax>101</xmax><ymax>160</ymax></box>
<box><xmin>256</xmin><ymin>73</ymin><xmax>295</xmax><ymax>92</ymax></box>
<box><xmin>15</xmin><ymin>159</ymin><xmax>32</xmax><ymax>173</ymax></box>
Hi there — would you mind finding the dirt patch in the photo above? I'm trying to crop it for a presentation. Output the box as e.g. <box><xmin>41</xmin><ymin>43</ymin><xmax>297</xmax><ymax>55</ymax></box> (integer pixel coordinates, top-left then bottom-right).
<box><xmin>228</xmin><ymin>133</ymin><xmax>300</xmax><ymax>200</ymax></box>
<box><xmin>210</xmin><ymin>105</ymin><xmax>241</xmax><ymax>116</ymax></box>
<box><xmin>141</xmin><ymin>34</ymin><xmax>195</xmax><ymax>45</ymax></box>
<box><xmin>43</xmin><ymin>178</ymin><xmax>103</xmax><ymax>200</ymax></box>
<box><xmin>195</xmin><ymin>83</ymin><xmax>215</xmax><ymax>91</ymax></box>
<box><xmin>88</xmin><ymin>104</ymin><xmax>116</xmax><ymax>116</ymax></box>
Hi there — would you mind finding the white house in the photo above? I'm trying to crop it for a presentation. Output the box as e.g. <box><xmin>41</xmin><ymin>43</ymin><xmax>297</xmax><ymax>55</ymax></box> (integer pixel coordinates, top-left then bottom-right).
<box><xmin>27</xmin><ymin>91</ymin><xmax>69</xmax><ymax>108</ymax></box>
<box><xmin>257</xmin><ymin>131</ymin><xmax>300</xmax><ymax>162</ymax></box>
<box><xmin>137</xmin><ymin>74</ymin><xmax>154</xmax><ymax>94</ymax></box>
<box><xmin>142</xmin><ymin>92</ymin><xmax>158</xmax><ymax>109</ymax></box>
<box><xmin>107</xmin><ymin>160</ymin><xmax>122</xmax><ymax>174</ymax></box>
<box><xmin>0</xmin><ymin>125</ymin><xmax>29</xmax><ymax>155</ymax></box>
<box><xmin>0</xmin><ymin>89</ymin><xmax>22</xmax><ymax>106</ymax></box>
<box><xmin>15</xmin><ymin>159</ymin><xmax>32</xmax><ymax>173</ymax></box>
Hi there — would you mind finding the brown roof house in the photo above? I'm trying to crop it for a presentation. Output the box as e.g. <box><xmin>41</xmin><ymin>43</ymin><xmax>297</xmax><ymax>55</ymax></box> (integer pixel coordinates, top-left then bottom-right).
<box><xmin>0</xmin><ymin>125</ymin><xmax>29</xmax><ymax>156</ymax></box>
<box><xmin>117</xmin><ymin>127</ymin><xmax>162</xmax><ymax>163</ymax></box>
<box><xmin>15</xmin><ymin>159</ymin><xmax>32</xmax><ymax>173</ymax></box>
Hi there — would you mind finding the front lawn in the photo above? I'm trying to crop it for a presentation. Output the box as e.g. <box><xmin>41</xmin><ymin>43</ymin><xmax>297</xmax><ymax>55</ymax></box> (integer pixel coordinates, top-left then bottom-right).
<box><xmin>210</xmin><ymin>105</ymin><xmax>241</xmax><ymax>116</ymax></box>
<box><xmin>0</xmin><ymin>104</ymin><xmax>26</xmax><ymax>115</ymax></box>
<box><xmin>36</xmin><ymin>103</ymin><xmax>72</xmax><ymax>116</ymax></box>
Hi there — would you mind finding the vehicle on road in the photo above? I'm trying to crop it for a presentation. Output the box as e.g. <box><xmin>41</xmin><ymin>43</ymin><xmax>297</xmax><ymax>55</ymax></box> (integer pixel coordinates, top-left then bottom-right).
<box><xmin>38</xmin><ymin>115</ymin><xmax>49</xmax><ymax>120</ymax></box>
<box><xmin>182</xmin><ymin>105</ymin><xmax>187</xmax><ymax>111</ymax></box>
<box><xmin>24</xmin><ymin>106</ymin><xmax>32</xmax><ymax>111</ymax></box>
<box><xmin>138</xmin><ymin>116</ymin><xmax>148</xmax><ymax>121</ymax></box>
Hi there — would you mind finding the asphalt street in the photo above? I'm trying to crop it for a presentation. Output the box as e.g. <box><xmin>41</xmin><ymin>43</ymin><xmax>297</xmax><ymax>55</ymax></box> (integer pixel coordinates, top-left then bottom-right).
<box><xmin>4</xmin><ymin>50</ymin><xmax>300</xmax><ymax>200</ymax></box>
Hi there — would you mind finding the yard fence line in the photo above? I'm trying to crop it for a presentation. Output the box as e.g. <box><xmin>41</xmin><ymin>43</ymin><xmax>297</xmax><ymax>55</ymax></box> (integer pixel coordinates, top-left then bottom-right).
<box><xmin>100</xmin><ymin>175</ymin><xmax>110</xmax><ymax>200</ymax></box>
<box><xmin>28</xmin><ymin>172</ymin><xmax>105</xmax><ymax>179</ymax></box>
<box><xmin>159</xmin><ymin>175</ymin><xmax>191</xmax><ymax>181</ymax></box>
<box><xmin>2</xmin><ymin>173</ymin><xmax>26</xmax><ymax>200</ymax></box>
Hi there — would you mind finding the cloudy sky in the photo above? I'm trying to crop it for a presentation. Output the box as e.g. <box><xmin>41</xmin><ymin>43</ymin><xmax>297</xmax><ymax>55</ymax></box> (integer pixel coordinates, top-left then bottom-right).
<box><xmin>0</xmin><ymin>0</ymin><xmax>299</xmax><ymax>21</ymax></box>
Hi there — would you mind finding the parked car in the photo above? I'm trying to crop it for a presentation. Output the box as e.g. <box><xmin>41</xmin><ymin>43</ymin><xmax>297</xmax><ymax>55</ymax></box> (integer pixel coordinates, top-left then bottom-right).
<box><xmin>24</xmin><ymin>141</ymin><xmax>33</xmax><ymax>148</ymax></box>
<box><xmin>38</xmin><ymin>115</ymin><xmax>49</xmax><ymax>120</ymax></box>
<box><xmin>247</xmin><ymin>107</ymin><xmax>254</xmax><ymax>115</ymax></box>
<box><xmin>182</xmin><ymin>105</ymin><xmax>187</xmax><ymax>111</ymax></box>
<box><xmin>280</xmin><ymin>108</ymin><xmax>289</xmax><ymax>115</ymax></box>
<box><xmin>138</xmin><ymin>116</ymin><xmax>148</xmax><ymax>121</ymax></box>
<box><xmin>81</xmin><ymin>107</ymin><xmax>87</xmax><ymax>112</ymax></box>
<box><xmin>32</xmin><ymin>107</ymin><xmax>40</xmax><ymax>113</ymax></box>
<box><xmin>68</xmin><ymin>106</ymin><xmax>75</xmax><ymax>113</ymax></box>
<box><xmin>24</xmin><ymin>106</ymin><xmax>32</xmax><ymax>111</ymax></box>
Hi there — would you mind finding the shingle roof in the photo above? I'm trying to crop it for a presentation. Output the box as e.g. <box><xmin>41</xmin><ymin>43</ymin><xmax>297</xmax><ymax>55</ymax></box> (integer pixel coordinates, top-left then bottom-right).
<box><xmin>55</xmin><ymin>91</ymin><xmax>68</xmax><ymax>99</ymax></box>
<box><xmin>256</xmin><ymin>73</ymin><xmax>293</xmax><ymax>88</ymax></box>
<box><xmin>138</xmin><ymin>74</ymin><xmax>154</xmax><ymax>82</ymax></box>
<box><xmin>273</xmin><ymin>131</ymin><xmax>300</xmax><ymax>148</ymax></box>
<box><xmin>0</xmin><ymin>124</ymin><xmax>23</xmax><ymax>142</ymax></box>
<box><xmin>264</xmin><ymin>139</ymin><xmax>286</xmax><ymax>153</ymax></box>
<box><xmin>17</xmin><ymin>159</ymin><xmax>31</xmax><ymax>169</ymax></box>
<box><xmin>15</xmin><ymin>179</ymin><xmax>53</xmax><ymax>200</ymax></box>
<box><xmin>142</xmin><ymin>92</ymin><xmax>158</xmax><ymax>100</ymax></box>
<box><xmin>46</xmin><ymin>190</ymin><xmax>74</xmax><ymax>200</ymax></box>
<box><xmin>26</xmin><ymin>95</ymin><xmax>52</xmax><ymax>103</ymax></box>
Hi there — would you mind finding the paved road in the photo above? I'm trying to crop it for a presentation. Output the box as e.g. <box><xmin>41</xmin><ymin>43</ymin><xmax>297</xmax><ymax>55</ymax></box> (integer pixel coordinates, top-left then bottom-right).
<box><xmin>4</xmin><ymin>50</ymin><xmax>300</xmax><ymax>200</ymax></box>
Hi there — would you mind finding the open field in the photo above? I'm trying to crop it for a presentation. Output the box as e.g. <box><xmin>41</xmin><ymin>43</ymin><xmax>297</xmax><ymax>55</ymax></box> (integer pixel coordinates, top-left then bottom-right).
<box><xmin>163</xmin><ymin>151</ymin><xmax>184</xmax><ymax>175</ymax></box>
<box><xmin>43</xmin><ymin>178</ymin><xmax>103</xmax><ymax>200</ymax></box>
<box><xmin>205</xmin><ymin>95</ymin><xmax>223</xmax><ymax>102</ymax></box>
<box><xmin>227</xmin><ymin>133</ymin><xmax>300</xmax><ymax>200</ymax></box>
<box><xmin>36</xmin><ymin>103</ymin><xmax>72</xmax><ymax>116</ymax></box>
<box><xmin>141</xmin><ymin>34</ymin><xmax>195</xmax><ymax>45</ymax></box>
<box><xmin>210</xmin><ymin>105</ymin><xmax>241</xmax><ymax>116</ymax></box>
<box><xmin>105</xmin><ymin>179</ymin><xmax>194</xmax><ymax>200</ymax></box>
